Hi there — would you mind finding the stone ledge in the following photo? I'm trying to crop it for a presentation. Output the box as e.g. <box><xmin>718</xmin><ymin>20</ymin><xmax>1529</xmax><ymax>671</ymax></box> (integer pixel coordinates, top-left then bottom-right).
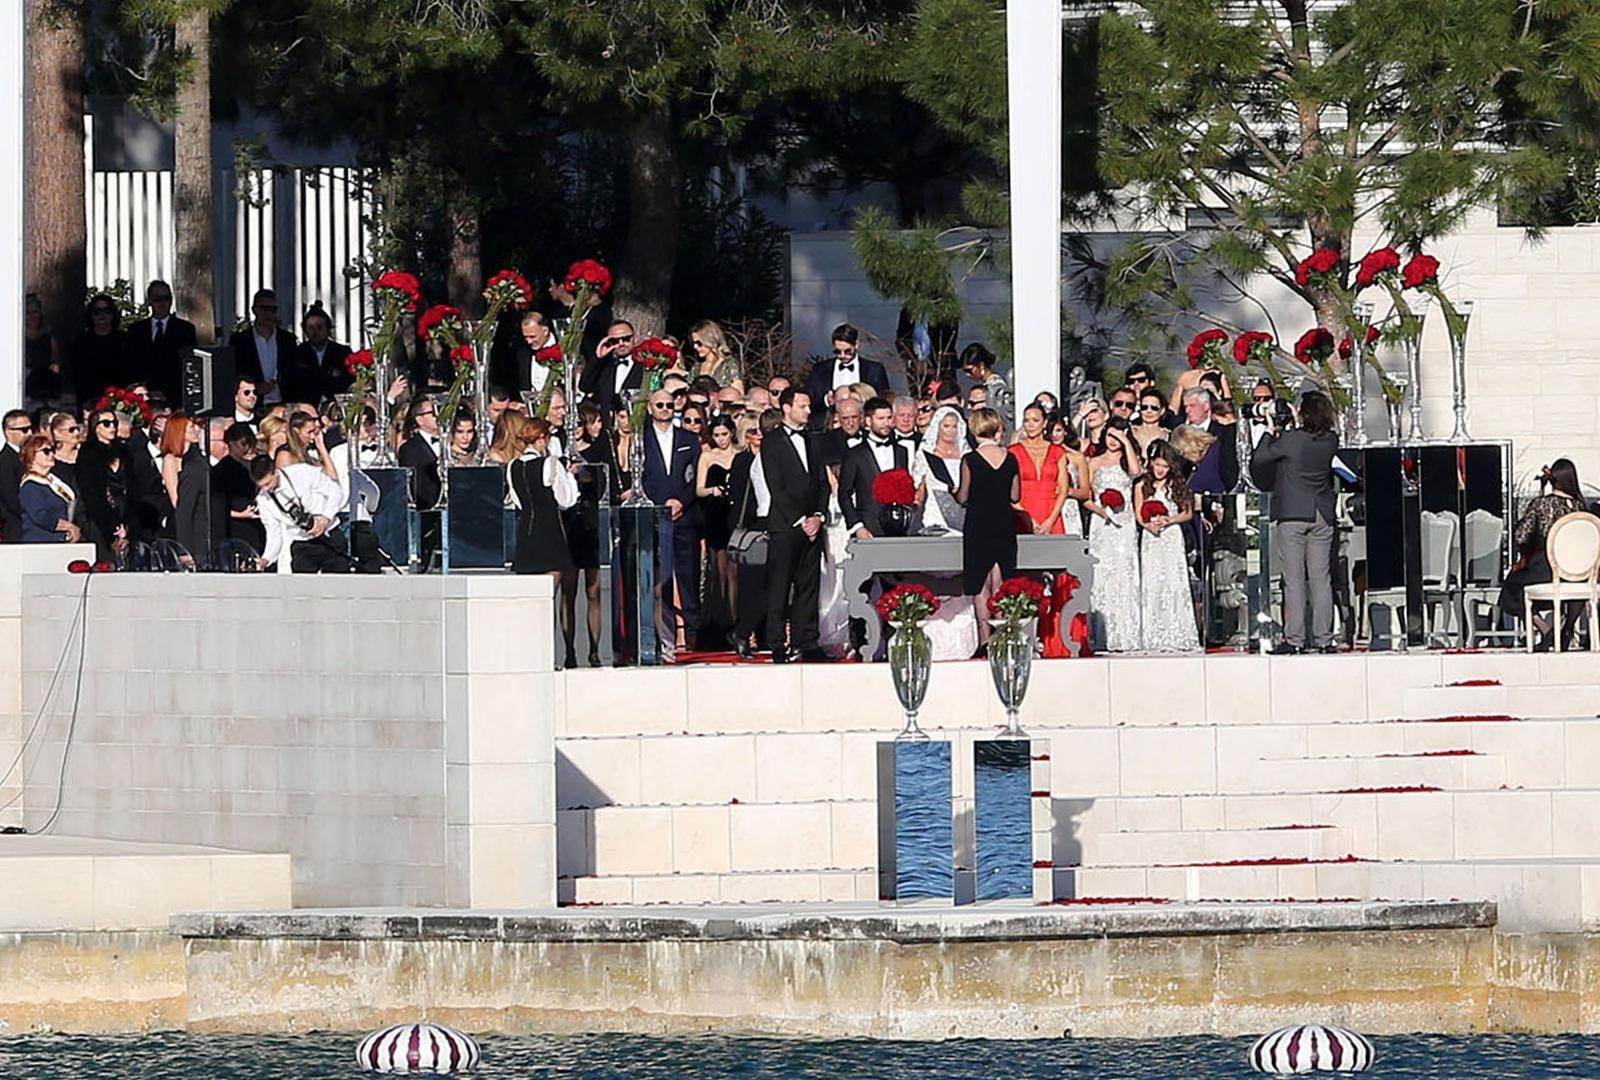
<box><xmin>173</xmin><ymin>899</ymin><xmax>1495</xmax><ymax>944</ymax></box>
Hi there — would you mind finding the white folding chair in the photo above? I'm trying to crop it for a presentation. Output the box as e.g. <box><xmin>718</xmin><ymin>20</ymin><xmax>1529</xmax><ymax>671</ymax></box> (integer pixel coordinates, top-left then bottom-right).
<box><xmin>1523</xmin><ymin>511</ymin><xmax>1600</xmax><ymax>653</ymax></box>
<box><xmin>1420</xmin><ymin>510</ymin><xmax>1460</xmax><ymax>644</ymax></box>
<box><xmin>1462</xmin><ymin>510</ymin><xmax>1513</xmax><ymax>647</ymax></box>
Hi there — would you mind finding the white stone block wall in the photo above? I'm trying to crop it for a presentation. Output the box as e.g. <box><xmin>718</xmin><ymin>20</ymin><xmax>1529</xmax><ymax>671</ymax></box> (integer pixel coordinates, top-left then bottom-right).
<box><xmin>16</xmin><ymin>572</ymin><xmax>556</xmax><ymax>909</ymax></box>
<box><xmin>789</xmin><ymin>212</ymin><xmax>1600</xmax><ymax>486</ymax></box>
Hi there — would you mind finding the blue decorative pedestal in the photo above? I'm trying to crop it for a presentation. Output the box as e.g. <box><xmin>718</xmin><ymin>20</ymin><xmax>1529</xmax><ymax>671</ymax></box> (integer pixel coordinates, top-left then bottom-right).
<box><xmin>364</xmin><ymin>467</ymin><xmax>412</xmax><ymax>569</ymax></box>
<box><xmin>876</xmin><ymin>740</ymin><xmax>954</xmax><ymax>902</ymax></box>
<box><xmin>972</xmin><ymin>738</ymin><xmax>1052</xmax><ymax>903</ymax></box>
<box><xmin>613</xmin><ymin>505</ymin><xmax>660</xmax><ymax>666</ymax></box>
<box><xmin>443</xmin><ymin>466</ymin><xmax>507</xmax><ymax>571</ymax></box>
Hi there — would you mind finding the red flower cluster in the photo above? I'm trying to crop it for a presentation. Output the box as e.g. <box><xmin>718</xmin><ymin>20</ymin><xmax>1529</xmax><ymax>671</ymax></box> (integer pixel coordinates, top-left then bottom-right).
<box><xmin>344</xmin><ymin>348</ymin><xmax>376</xmax><ymax>376</ymax></box>
<box><xmin>1402</xmin><ymin>253</ymin><xmax>1439</xmax><ymax>290</ymax></box>
<box><xmin>875</xmin><ymin>582</ymin><xmax>940</xmax><ymax>624</ymax></box>
<box><xmin>1294</xmin><ymin>327</ymin><xmax>1335</xmax><ymax>365</ymax></box>
<box><xmin>1140</xmin><ymin>499</ymin><xmax>1168</xmax><ymax>523</ymax></box>
<box><xmin>534</xmin><ymin>345</ymin><xmax>563</xmax><ymax>368</ymax></box>
<box><xmin>1337</xmin><ymin>325</ymin><xmax>1382</xmax><ymax>359</ymax></box>
<box><xmin>1294</xmin><ymin>247</ymin><xmax>1342</xmax><ymax>286</ymax></box>
<box><xmin>632</xmin><ymin>337</ymin><xmax>680</xmax><ymax>369</ymax></box>
<box><xmin>872</xmin><ymin>467</ymin><xmax>917</xmax><ymax>506</ymax></box>
<box><xmin>1232</xmin><ymin>331</ymin><xmax>1273</xmax><ymax>365</ymax></box>
<box><xmin>94</xmin><ymin>386</ymin><xmax>153</xmax><ymax>426</ymax></box>
<box><xmin>1099</xmin><ymin>488</ymin><xmax>1125</xmax><ymax>512</ymax></box>
<box><xmin>483</xmin><ymin>269</ymin><xmax>533</xmax><ymax>311</ymax></box>
<box><xmin>449</xmin><ymin>344</ymin><xmax>476</xmax><ymax>370</ymax></box>
<box><xmin>373</xmin><ymin>270</ymin><xmax>422</xmax><ymax>312</ymax></box>
<box><xmin>992</xmin><ymin>576</ymin><xmax>1047</xmax><ymax>620</ymax></box>
<box><xmin>1354</xmin><ymin>247</ymin><xmax>1400</xmax><ymax>288</ymax></box>
<box><xmin>564</xmin><ymin>259</ymin><xmax>613</xmax><ymax>298</ymax></box>
<box><xmin>1186</xmin><ymin>328</ymin><xmax>1228</xmax><ymax>368</ymax></box>
<box><xmin>417</xmin><ymin>304</ymin><xmax>465</xmax><ymax>343</ymax></box>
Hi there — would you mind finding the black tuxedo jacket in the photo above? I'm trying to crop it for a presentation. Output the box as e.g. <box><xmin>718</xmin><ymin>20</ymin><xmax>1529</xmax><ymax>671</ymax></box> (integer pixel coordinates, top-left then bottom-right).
<box><xmin>579</xmin><ymin>354</ymin><xmax>645</xmax><ymax>419</ymax></box>
<box><xmin>819</xmin><ymin>427</ymin><xmax>864</xmax><ymax>469</ymax></box>
<box><xmin>125</xmin><ymin>316</ymin><xmax>198</xmax><ymax>404</ymax></box>
<box><xmin>398</xmin><ymin>432</ymin><xmax>442</xmax><ymax>510</ymax></box>
<box><xmin>804</xmin><ymin>357</ymin><xmax>889</xmax><ymax>411</ymax></box>
<box><xmin>0</xmin><ymin>444</ymin><xmax>22</xmax><ymax>542</ymax></box>
<box><xmin>288</xmin><ymin>341</ymin><xmax>353</xmax><ymax>403</ymax></box>
<box><xmin>760</xmin><ymin>427</ymin><xmax>828</xmax><ymax>531</ymax></box>
<box><xmin>838</xmin><ymin>438</ymin><xmax>911</xmax><ymax>535</ymax></box>
<box><xmin>228</xmin><ymin>327</ymin><xmax>300</xmax><ymax>398</ymax></box>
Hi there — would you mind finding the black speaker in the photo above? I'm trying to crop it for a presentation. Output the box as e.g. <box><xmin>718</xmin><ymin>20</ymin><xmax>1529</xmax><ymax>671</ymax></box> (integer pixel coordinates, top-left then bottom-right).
<box><xmin>183</xmin><ymin>346</ymin><xmax>237</xmax><ymax>417</ymax></box>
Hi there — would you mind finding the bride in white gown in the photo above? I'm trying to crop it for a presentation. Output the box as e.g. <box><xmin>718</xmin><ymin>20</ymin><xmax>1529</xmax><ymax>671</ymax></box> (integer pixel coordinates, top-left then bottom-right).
<box><xmin>1086</xmin><ymin>424</ymin><xmax>1143</xmax><ymax>653</ymax></box>
<box><xmin>1135</xmin><ymin>441</ymin><xmax>1200</xmax><ymax>653</ymax></box>
<box><xmin>911</xmin><ymin>406</ymin><xmax>977</xmax><ymax>659</ymax></box>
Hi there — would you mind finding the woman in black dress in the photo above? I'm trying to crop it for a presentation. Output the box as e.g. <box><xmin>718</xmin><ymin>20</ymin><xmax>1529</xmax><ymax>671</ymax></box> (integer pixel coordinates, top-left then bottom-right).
<box><xmin>508</xmin><ymin>417</ymin><xmax>576</xmax><ymax>578</ymax></box>
<box><xmin>726</xmin><ymin>413</ymin><xmax>772</xmax><ymax>658</ymax></box>
<box><xmin>76</xmin><ymin>408</ymin><xmax>134</xmax><ymax>563</ymax></box>
<box><xmin>610</xmin><ymin>403</ymin><xmax>635</xmax><ymax>500</ymax></box>
<box><xmin>160</xmin><ymin>413</ymin><xmax>210</xmax><ymax>568</ymax></box>
<box><xmin>695</xmin><ymin>413</ymin><xmax>738</xmax><ymax>646</ymax></box>
<box><xmin>1500</xmin><ymin>457</ymin><xmax>1590</xmax><ymax>648</ymax></box>
<box><xmin>956</xmin><ymin>407</ymin><xmax>1021</xmax><ymax>653</ymax></box>
<box><xmin>561</xmin><ymin>403</ymin><xmax>613</xmax><ymax>667</ymax></box>
<box><xmin>69</xmin><ymin>294</ymin><xmax>128</xmax><ymax>405</ymax></box>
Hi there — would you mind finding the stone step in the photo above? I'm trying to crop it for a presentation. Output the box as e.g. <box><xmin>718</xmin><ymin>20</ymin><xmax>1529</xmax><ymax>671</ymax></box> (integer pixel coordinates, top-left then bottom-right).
<box><xmin>561</xmin><ymin>868</ymin><xmax>876</xmax><ymax>906</ymax></box>
<box><xmin>1086</xmin><ymin>825</ymin><xmax>1353</xmax><ymax>868</ymax></box>
<box><xmin>0</xmin><ymin>835</ymin><xmax>292</xmax><ymax>931</ymax></box>
<box><xmin>1249</xmin><ymin>752</ymin><xmax>1507</xmax><ymax>794</ymax></box>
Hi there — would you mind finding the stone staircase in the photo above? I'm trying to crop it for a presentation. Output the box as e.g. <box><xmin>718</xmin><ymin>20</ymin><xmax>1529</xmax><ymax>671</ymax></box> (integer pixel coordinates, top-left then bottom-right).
<box><xmin>554</xmin><ymin>653</ymin><xmax>1600</xmax><ymax>928</ymax></box>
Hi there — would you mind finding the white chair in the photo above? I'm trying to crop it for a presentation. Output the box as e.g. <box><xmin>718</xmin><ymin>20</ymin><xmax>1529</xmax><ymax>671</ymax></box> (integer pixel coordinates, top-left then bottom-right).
<box><xmin>1461</xmin><ymin>510</ymin><xmax>1514</xmax><ymax>647</ymax></box>
<box><xmin>1523</xmin><ymin>511</ymin><xmax>1600</xmax><ymax>653</ymax></box>
<box><xmin>1419</xmin><ymin>510</ymin><xmax>1460</xmax><ymax>644</ymax></box>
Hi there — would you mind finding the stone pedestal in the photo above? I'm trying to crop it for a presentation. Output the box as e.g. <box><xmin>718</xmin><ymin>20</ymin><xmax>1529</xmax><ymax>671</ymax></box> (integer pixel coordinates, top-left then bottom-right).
<box><xmin>973</xmin><ymin>738</ymin><xmax>1052</xmax><ymax>903</ymax></box>
<box><xmin>876</xmin><ymin>740</ymin><xmax>953</xmax><ymax>902</ymax></box>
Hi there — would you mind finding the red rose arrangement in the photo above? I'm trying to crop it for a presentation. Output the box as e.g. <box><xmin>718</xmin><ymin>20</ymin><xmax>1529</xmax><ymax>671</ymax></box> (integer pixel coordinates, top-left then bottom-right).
<box><xmin>95</xmin><ymin>386</ymin><xmax>153</xmax><ymax>427</ymax></box>
<box><xmin>373</xmin><ymin>269</ymin><xmax>422</xmax><ymax>312</ymax></box>
<box><xmin>1401</xmin><ymin>252</ymin><xmax>1439</xmax><ymax>291</ymax></box>
<box><xmin>1099</xmin><ymin>488</ymin><xmax>1125</xmax><ymax>512</ymax></box>
<box><xmin>344</xmin><ymin>348</ymin><xmax>375</xmax><ymax>376</ymax></box>
<box><xmin>1186</xmin><ymin>328</ymin><xmax>1229</xmax><ymax>369</ymax></box>
<box><xmin>1293</xmin><ymin>327</ymin><xmax>1335</xmax><ymax>365</ymax></box>
<box><xmin>1337</xmin><ymin>325</ymin><xmax>1381</xmax><ymax>358</ymax></box>
<box><xmin>631</xmin><ymin>336</ymin><xmax>680</xmax><ymax>369</ymax></box>
<box><xmin>1294</xmin><ymin>247</ymin><xmax>1342</xmax><ymax>287</ymax></box>
<box><xmin>1140</xmin><ymin>499</ymin><xmax>1168</xmax><ymax>523</ymax></box>
<box><xmin>448</xmin><ymin>344</ymin><xmax>476</xmax><ymax>370</ymax></box>
<box><xmin>1354</xmin><ymin>247</ymin><xmax>1400</xmax><ymax>288</ymax></box>
<box><xmin>991</xmin><ymin>576</ymin><xmax>1047</xmax><ymax>622</ymax></box>
<box><xmin>872</xmin><ymin>467</ymin><xmax>917</xmax><ymax>507</ymax></box>
<box><xmin>1232</xmin><ymin>331</ymin><xmax>1272</xmax><ymax>365</ymax></box>
<box><xmin>875</xmin><ymin>582</ymin><xmax>940</xmax><ymax>625</ymax></box>
<box><xmin>483</xmin><ymin>269</ymin><xmax>533</xmax><ymax>312</ymax></box>
<box><xmin>417</xmin><ymin>304</ymin><xmax>466</xmax><ymax>344</ymax></box>
<box><xmin>563</xmin><ymin>258</ymin><xmax>613</xmax><ymax>298</ymax></box>
<box><xmin>534</xmin><ymin>345</ymin><xmax>563</xmax><ymax>368</ymax></box>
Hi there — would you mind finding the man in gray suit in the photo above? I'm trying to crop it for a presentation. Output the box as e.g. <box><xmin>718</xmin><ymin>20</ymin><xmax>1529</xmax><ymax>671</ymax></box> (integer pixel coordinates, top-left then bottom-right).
<box><xmin>1250</xmin><ymin>391</ymin><xmax>1342</xmax><ymax>654</ymax></box>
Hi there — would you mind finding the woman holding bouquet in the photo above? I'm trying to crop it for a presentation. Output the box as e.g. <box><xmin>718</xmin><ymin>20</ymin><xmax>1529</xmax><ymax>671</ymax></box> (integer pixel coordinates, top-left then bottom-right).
<box><xmin>1135</xmin><ymin>442</ymin><xmax>1199</xmax><ymax>653</ymax></box>
<box><xmin>956</xmin><ymin>407</ymin><xmax>1021</xmax><ymax>655</ymax></box>
<box><xmin>1086</xmin><ymin>421</ymin><xmax>1142</xmax><ymax>652</ymax></box>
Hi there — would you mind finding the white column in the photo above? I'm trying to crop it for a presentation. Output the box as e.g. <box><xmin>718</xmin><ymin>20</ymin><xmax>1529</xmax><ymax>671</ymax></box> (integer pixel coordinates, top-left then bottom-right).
<box><xmin>1005</xmin><ymin>0</ymin><xmax>1063</xmax><ymax>420</ymax></box>
<box><xmin>0</xmin><ymin>0</ymin><xmax>24</xmax><ymax>404</ymax></box>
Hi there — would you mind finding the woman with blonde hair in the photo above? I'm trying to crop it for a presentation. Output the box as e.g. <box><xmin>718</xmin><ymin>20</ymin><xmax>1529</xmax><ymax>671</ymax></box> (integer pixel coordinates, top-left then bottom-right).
<box><xmin>258</xmin><ymin>415</ymin><xmax>289</xmax><ymax>460</ymax></box>
<box><xmin>689</xmin><ymin>319</ymin><xmax>742</xmax><ymax>388</ymax></box>
<box><xmin>486</xmin><ymin>410</ymin><xmax>526</xmax><ymax>465</ymax></box>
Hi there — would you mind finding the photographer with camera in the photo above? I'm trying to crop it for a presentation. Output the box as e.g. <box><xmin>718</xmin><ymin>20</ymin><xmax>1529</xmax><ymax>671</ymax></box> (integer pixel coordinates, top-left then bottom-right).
<box><xmin>1250</xmin><ymin>390</ymin><xmax>1339</xmax><ymax>654</ymax></box>
<box><xmin>250</xmin><ymin>455</ymin><xmax>353</xmax><ymax>573</ymax></box>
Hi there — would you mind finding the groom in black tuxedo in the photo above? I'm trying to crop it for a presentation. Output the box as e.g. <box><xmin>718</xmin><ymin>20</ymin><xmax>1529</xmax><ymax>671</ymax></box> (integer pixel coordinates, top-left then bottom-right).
<box><xmin>838</xmin><ymin>397</ymin><xmax>910</xmax><ymax>539</ymax></box>
<box><xmin>804</xmin><ymin>323</ymin><xmax>888</xmax><ymax>427</ymax></box>
<box><xmin>760</xmin><ymin>388</ymin><xmax>829</xmax><ymax>661</ymax></box>
<box><xmin>578</xmin><ymin>319</ymin><xmax>645</xmax><ymax>419</ymax></box>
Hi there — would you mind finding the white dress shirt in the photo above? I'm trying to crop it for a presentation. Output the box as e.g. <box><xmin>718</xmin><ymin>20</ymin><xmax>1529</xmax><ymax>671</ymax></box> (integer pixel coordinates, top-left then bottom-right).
<box><xmin>613</xmin><ymin>358</ymin><xmax>635</xmax><ymax>395</ymax></box>
<box><xmin>868</xmin><ymin>436</ymin><xmax>896</xmax><ymax>472</ymax></box>
<box><xmin>256</xmin><ymin>462</ymin><xmax>346</xmax><ymax>572</ymax></box>
<box><xmin>652</xmin><ymin>423</ymin><xmax>676</xmax><ymax>481</ymax></box>
<box><xmin>151</xmin><ymin>317</ymin><xmax>167</xmax><ymax>340</ymax></box>
<box><xmin>831</xmin><ymin>361</ymin><xmax>858</xmax><ymax>392</ymax></box>
<box><xmin>785</xmin><ymin>425</ymin><xmax>809</xmax><ymax>470</ymax></box>
<box><xmin>749</xmin><ymin>454</ymin><xmax>772</xmax><ymax>518</ymax></box>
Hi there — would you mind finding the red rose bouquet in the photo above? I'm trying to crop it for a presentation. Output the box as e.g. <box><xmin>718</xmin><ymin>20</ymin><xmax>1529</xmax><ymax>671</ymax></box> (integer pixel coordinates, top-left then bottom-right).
<box><xmin>1232</xmin><ymin>331</ymin><xmax>1271</xmax><ymax>365</ymax></box>
<box><xmin>1401</xmin><ymin>253</ymin><xmax>1439</xmax><ymax>291</ymax></box>
<box><xmin>1337</xmin><ymin>325</ymin><xmax>1381</xmax><ymax>358</ymax></box>
<box><xmin>373</xmin><ymin>270</ymin><xmax>422</xmax><ymax>313</ymax></box>
<box><xmin>449</xmin><ymin>344</ymin><xmax>476</xmax><ymax>371</ymax></box>
<box><xmin>1399</xmin><ymin>251</ymin><xmax>1470</xmax><ymax>348</ymax></box>
<box><xmin>417</xmin><ymin>304</ymin><xmax>466</xmax><ymax>346</ymax></box>
<box><xmin>1354</xmin><ymin>247</ymin><xmax>1400</xmax><ymax>289</ymax></box>
<box><xmin>1186</xmin><ymin>328</ymin><xmax>1228</xmax><ymax>369</ymax></box>
<box><xmin>1099</xmin><ymin>488</ymin><xmax>1125</xmax><ymax>512</ymax></box>
<box><xmin>95</xmin><ymin>386</ymin><xmax>153</xmax><ymax>427</ymax></box>
<box><xmin>534</xmin><ymin>345</ymin><xmax>563</xmax><ymax>368</ymax></box>
<box><xmin>872</xmin><ymin>468</ymin><xmax>917</xmax><ymax>506</ymax></box>
<box><xmin>563</xmin><ymin>259</ymin><xmax>613</xmax><ymax>299</ymax></box>
<box><xmin>875</xmin><ymin>583</ymin><xmax>940</xmax><ymax>626</ymax></box>
<box><xmin>632</xmin><ymin>337</ymin><xmax>680</xmax><ymax>370</ymax></box>
<box><xmin>1294</xmin><ymin>247</ymin><xmax>1342</xmax><ymax>287</ymax></box>
<box><xmin>344</xmin><ymin>348</ymin><xmax>375</xmax><ymax>377</ymax></box>
<box><xmin>474</xmin><ymin>269</ymin><xmax>534</xmax><ymax>350</ymax></box>
<box><xmin>991</xmin><ymin>576</ymin><xmax>1047</xmax><ymax>622</ymax></box>
<box><xmin>1140</xmin><ymin>499</ymin><xmax>1168</xmax><ymax>523</ymax></box>
<box><xmin>1293</xmin><ymin>327</ymin><xmax>1335</xmax><ymax>366</ymax></box>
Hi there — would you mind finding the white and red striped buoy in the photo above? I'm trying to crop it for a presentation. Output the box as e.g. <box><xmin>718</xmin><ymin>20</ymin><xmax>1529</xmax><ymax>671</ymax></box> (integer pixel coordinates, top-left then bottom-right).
<box><xmin>1249</xmin><ymin>1024</ymin><xmax>1374</xmax><ymax>1073</ymax></box>
<box><xmin>356</xmin><ymin>1023</ymin><xmax>480</xmax><ymax>1074</ymax></box>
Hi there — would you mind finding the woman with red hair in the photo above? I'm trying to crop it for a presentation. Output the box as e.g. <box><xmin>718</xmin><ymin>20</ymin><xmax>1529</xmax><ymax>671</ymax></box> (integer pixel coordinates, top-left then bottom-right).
<box><xmin>17</xmin><ymin>435</ymin><xmax>80</xmax><ymax>543</ymax></box>
<box><xmin>159</xmin><ymin>413</ymin><xmax>207</xmax><ymax>566</ymax></box>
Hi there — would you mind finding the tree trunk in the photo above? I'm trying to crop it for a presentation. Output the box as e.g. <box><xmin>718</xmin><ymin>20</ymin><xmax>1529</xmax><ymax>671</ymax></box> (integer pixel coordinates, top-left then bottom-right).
<box><xmin>613</xmin><ymin>105</ymin><xmax>681</xmax><ymax>333</ymax></box>
<box><xmin>447</xmin><ymin>202</ymin><xmax>482</xmax><ymax>316</ymax></box>
<box><xmin>173</xmin><ymin>10</ymin><xmax>215</xmax><ymax>343</ymax></box>
<box><xmin>24</xmin><ymin>0</ymin><xmax>85</xmax><ymax>346</ymax></box>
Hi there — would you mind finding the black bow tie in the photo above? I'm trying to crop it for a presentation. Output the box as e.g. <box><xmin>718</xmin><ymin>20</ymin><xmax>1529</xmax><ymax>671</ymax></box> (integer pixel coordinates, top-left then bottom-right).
<box><xmin>837</xmin><ymin>361</ymin><xmax>856</xmax><ymax>372</ymax></box>
<box><xmin>870</xmin><ymin>437</ymin><xmax>893</xmax><ymax>448</ymax></box>
<box><xmin>787</xmin><ymin>427</ymin><xmax>806</xmax><ymax>440</ymax></box>
<box><xmin>360</xmin><ymin>443</ymin><xmax>380</xmax><ymax>454</ymax></box>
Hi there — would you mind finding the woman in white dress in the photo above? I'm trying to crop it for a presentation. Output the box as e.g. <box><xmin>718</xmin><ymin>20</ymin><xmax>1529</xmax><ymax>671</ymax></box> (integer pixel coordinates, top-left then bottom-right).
<box><xmin>914</xmin><ymin>405</ymin><xmax>968</xmax><ymax>535</ymax></box>
<box><xmin>1135</xmin><ymin>441</ymin><xmax>1200</xmax><ymax>653</ymax></box>
<box><xmin>1086</xmin><ymin>421</ymin><xmax>1143</xmax><ymax>653</ymax></box>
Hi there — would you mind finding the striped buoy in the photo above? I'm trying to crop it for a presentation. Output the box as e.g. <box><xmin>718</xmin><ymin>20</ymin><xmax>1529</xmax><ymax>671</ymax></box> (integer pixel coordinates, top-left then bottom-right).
<box><xmin>356</xmin><ymin>1023</ymin><xmax>480</xmax><ymax>1074</ymax></box>
<box><xmin>1249</xmin><ymin>1024</ymin><xmax>1374</xmax><ymax>1073</ymax></box>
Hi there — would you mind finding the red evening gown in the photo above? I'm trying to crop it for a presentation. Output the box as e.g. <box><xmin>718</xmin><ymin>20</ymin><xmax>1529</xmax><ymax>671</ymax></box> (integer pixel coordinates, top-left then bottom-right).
<box><xmin>1010</xmin><ymin>442</ymin><xmax>1066</xmax><ymax>535</ymax></box>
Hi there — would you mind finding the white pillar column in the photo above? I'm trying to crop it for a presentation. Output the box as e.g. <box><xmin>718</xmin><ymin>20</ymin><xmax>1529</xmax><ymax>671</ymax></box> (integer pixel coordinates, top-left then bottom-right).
<box><xmin>1005</xmin><ymin>0</ymin><xmax>1063</xmax><ymax>420</ymax></box>
<box><xmin>0</xmin><ymin>0</ymin><xmax>25</xmax><ymax>404</ymax></box>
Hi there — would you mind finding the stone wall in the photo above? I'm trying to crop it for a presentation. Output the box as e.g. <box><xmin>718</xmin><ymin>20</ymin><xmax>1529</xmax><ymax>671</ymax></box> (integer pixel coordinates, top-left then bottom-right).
<box><xmin>15</xmin><ymin>573</ymin><xmax>557</xmax><ymax>909</ymax></box>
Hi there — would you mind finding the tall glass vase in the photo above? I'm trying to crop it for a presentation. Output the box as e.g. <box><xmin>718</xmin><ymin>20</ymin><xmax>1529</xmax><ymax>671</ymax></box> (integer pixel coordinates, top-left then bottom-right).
<box><xmin>1384</xmin><ymin>374</ymin><xmax>1408</xmax><ymax>444</ymax></box>
<box><xmin>1333</xmin><ymin>373</ymin><xmax>1358</xmax><ymax>445</ymax></box>
<box><xmin>1402</xmin><ymin>294</ymin><xmax>1429</xmax><ymax>443</ymax></box>
<box><xmin>987</xmin><ymin>618</ymin><xmax>1036</xmax><ymax>737</ymax></box>
<box><xmin>1448</xmin><ymin>300</ymin><xmax>1475</xmax><ymax>441</ymax></box>
<box><xmin>622</xmin><ymin>389</ymin><xmax>652</xmax><ymax>507</ymax></box>
<box><xmin>1346</xmin><ymin>306</ymin><xmax>1371</xmax><ymax>447</ymax></box>
<box><xmin>888</xmin><ymin>621</ymin><xmax>932</xmax><ymax>740</ymax></box>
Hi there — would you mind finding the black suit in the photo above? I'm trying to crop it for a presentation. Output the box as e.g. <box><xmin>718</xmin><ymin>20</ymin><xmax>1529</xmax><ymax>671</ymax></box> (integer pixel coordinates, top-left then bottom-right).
<box><xmin>0</xmin><ymin>444</ymin><xmax>23</xmax><ymax>542</ymax></box>
<box><xmin>228</xmin><ymin>327</ymin><xmax>300</xmax><ymax>401</ymax></box>
<box><xmin>124</xmin><ymin>430</ymin><xmax>166</xmax><ymax>542</ymax></box>
<box><xmin>818</xmin><ymin>427</ymin><xmax>863</xmax><ymax>470</ymax></box>
<box><xmin>641</xmin><ymin>424</ymin><xmax>702</xmax><ymax>648</ymax></box>
<box><xmin>125</xmin><ymin>316</ymin><xmax>198</xmax><ymax>405</ymax></box>
<box><xmin>804</xmin><ymin>357</ymin><xmax>890</xmax><ymax>416</ymax></box>
<box><xmin>580</xmin><ymin>353</ymin><xmax>645</xmax><ymax>419</ymax></box>
<box><xmin>398</xmin><ymin>432</ymin><xmax>443</xmax><ymax>510</ymax></box>
<box><xmin>761</xmin><ymin>425</ymin><xmax>829</xmax><ymax>655</ymax></box>
<box><xmin>211</xmin><ymin>454</ymin><xmax>266</xmax><ymax>556</ymax></box>
<box><xmin>838</xmin><ymin>437</ymin><xmax>910</xmax><ymax>536</ymax></box>
<box><xmin>289</xmin><ymin>340</ymin><xmax>353</xmax><ymax>404</ymax></box>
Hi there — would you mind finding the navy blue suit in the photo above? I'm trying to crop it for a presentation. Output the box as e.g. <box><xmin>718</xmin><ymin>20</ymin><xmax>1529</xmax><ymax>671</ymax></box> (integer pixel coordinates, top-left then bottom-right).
<box><xmin>641</xmin><ymin>424</ymin><xmax>702</xmax><ymax>649</ymax></box>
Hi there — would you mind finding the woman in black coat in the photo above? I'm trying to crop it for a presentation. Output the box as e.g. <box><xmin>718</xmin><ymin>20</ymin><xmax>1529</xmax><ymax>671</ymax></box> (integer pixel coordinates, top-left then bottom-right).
<box><xmin>75</xmin><ymin>408</ymin><xmax>134</xmax><ymax>563</ymax></box>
